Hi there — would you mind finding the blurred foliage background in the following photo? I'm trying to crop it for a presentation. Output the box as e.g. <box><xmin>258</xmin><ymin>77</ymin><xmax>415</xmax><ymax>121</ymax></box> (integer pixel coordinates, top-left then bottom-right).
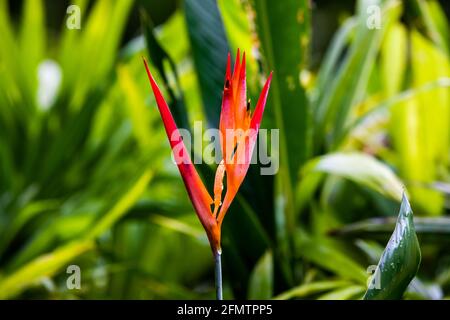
<box><xmin>0</xmin><ymin>0</ymin><xmax>449</xmax><ymax>299</ymax></box>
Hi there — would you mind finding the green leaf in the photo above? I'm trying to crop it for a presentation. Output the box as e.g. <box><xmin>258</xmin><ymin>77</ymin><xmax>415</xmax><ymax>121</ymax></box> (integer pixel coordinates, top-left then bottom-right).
<box><xmin>250</xmin><ymin>0</ymin><xmax>311</xmax><ymax>286</ymax></box>
<box><xmin>86</xmin><ymin>169</ymin><xmax>154</xmax><ymax>239</ymax></box>
<box><xmin>117</xmin><ymin>64</ymin><xmax>154</xmax><ymax>148</ymax></box>
<box><xmin>318</xmin><ymin>285</ymin><xmax>365</xmax><ymax>300</ymax></box>
<box><xmin>61</xmin><ymin>0</ymin><xmax>133</xmax><ymax>110</ymax></box>
<box><xmin>218</xmin><ymin>0</ymin><xmax>259</xmax><ymax>98</ymax></box>
<box><xmin>0</xmin><ymin>168</ymin><xmax>153</xmax><ymax>298</ymax></box>
<box><xmin>296</xmin><ymin>234</ymin><xmax>368</xmax><ymax>285</ymax></box>
<box><xmin>363</xmin><ymin>193</ymin><xmax>421</xmax><ymax>299</ymax></box>
<box><xmin>148</xmin><ymin>213</ymin><xmax>207</xmax><ymax>244</ymax></box>
<box><xmin>380</xmin><ymin>23</ymin><xmax>407</xmax><ymax>97</ymax></box>
<box><xmin>388</xmin><ymin>30</ymin><xmax>449</xmax><ymax>215</ymax></box>
<box><xmin>251</xmin><ymin>0</ymin><xmax>311</xmax><ymax>182</ymax></box>
<box><xmin>184</xmin><ymin>0</ymin><xmax>230</xmax><ymax>127</ymax></box>
<box><xmin>331</xmin><ymin>216</ymin><xmax>450</xmax><ymax>244</ymax></box>
<box><xmin>141</xmin><ymin>10</ymin><xmax>190</xmax><ymax>130</ymax></box>
<box><xmin>313</xmin><ymin>17</ymin><xmax>357</xmax><ymax>101</ymax></box>
<box><xmin>314</xmin><ymin>0</ymin><xmax>402</xmax><ymax>149</ymax></box>
<box><xmin>248</xmin><ymin>251</ymin><xmax>273</xmax><ymax>299</ymax></box>
<box><xmin>39</xmin><ymin>88</ymin><xmax>109</xmax><ymax>189</ymax></box>
<box><xmin>302</xmin><ymin>152</ymin><xmax>404</xmax><ymax>201</ymax></box>
<box><xmin>0</xmin><ymin>200</ymin><xmax>59</xmax><ymax>257</ymax></box>
<box><xmin>413</xmin><ymin>0</ymin><xmax>449</xmax><ymax>54</ymax></box>
<box><xmin>342</xmin><ymin>78</ymin><xmax>450</xmax><ymax>143</ymax></box>
<box><xmin>0</xmin><ymin>240</ymin><xmax>94</xmax><ymax>299</ymax></box>
<box><xmin>19</xmin><ymin>0</ymin><xmax>45</xmax><ymax>104</ymax></box>
<box><xmin>274</xmin><ymin>280</ymin><xmax>352</xmax><ymax>300</ymax></box>
<box><xmin>221</xmin><ymin>193</ymin><xmax>272</xmax><ymax>299</ymax></box>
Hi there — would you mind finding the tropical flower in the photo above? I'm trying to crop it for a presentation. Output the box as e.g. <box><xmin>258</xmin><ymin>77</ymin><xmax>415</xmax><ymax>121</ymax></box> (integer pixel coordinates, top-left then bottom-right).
<box><xmin>143</xmin><ymin>50</ymin><xmax>272</xmax><ymax>255</ymax></box>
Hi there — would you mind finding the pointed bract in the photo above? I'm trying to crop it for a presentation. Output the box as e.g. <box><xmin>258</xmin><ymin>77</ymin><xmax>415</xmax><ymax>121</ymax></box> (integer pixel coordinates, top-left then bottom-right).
<box><xmin>144</xmin><ymin>50</ymin><xmax>271</xmax><ymax>253</ymax></box>
<box><xmin>217</xmin><ymin>69</ymin><xmax>272</xmax><ymax>225</ymax></box>
<box><xmin>143</xmin><ymin>59</ymin><xmax>221</xmax><ymax>253</ymax></box>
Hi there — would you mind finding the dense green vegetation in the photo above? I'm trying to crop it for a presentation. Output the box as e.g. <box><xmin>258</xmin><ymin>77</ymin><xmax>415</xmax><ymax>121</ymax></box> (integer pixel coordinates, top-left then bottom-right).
<box><xmin>0</xmin><ymin>0</ymin><xmax>449</xmax><ymax>299</ymax></box>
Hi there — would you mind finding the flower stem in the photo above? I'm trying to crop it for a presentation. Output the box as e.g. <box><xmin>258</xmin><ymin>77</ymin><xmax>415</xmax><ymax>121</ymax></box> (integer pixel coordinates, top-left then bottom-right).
<box><xmin>214</xmin><ymin>251</ymin><xmax>223</xmax><ymax>300</ymax></box>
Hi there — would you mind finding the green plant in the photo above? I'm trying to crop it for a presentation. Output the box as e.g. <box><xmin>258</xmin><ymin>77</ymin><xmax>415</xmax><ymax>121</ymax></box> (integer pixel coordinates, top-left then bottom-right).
<box><xmin>0</xmin><ymin>0</ymin><xmax>449</xmax><ymax>300</ymax></box>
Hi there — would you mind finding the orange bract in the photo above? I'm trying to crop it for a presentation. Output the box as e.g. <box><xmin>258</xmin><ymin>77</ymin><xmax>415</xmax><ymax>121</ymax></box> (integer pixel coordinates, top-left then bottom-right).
<box><xmin>144</xmin><ymin>50</ymin><xmax>272</xmax><ymax>254</ymax></box>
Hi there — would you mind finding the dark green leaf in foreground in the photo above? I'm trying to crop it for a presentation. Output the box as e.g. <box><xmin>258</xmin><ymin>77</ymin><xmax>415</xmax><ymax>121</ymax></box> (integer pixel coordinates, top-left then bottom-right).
<box><xmin>363</xmin><ymin>193</ymin><xmax>421</xmax><ymax>300</ymax></box>
<box><xmin>184</xmin><ymin>0</ymin><xmax>230</xmax><ymax>128</ymax></box>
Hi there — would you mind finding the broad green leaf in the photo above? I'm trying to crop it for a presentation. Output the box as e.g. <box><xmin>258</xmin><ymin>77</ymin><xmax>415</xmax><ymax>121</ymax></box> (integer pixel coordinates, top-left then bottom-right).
<box><xmin>251</xmin><ymin>0</ymin><xmax>311</xmax><ymax>182</ymax></box>
<box><xmin>184</xmin><ymin>0</ymin><xmax>230</xmax><ymax>127</ymax></box>
<box><xmin>250</xmin><ymin>0</ymin><xmax>311</xmax><ymax>286</ymax></box>
<box><xmin>302</xmin><ymin>152</ymin><xmax>404</xmax><ymax>201</ymax></box>
<box><xmin>248</xmin><ymin>251</ymin><xmax>273</xmax><ymax>299</ymax></box>
<box><xmin>363</xmin><ymin>194</ymin><xmax>421</xmax><ymax>299</ymax></box>
<box><xmin>296</xmin><ymin>234</ymin><xmax>368</xmax><ymax>284</ymax></box>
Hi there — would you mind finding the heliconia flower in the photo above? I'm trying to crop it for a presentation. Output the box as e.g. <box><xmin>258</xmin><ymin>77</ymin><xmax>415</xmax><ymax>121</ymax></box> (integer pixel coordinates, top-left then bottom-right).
<box><xmin>143</xmin><ymin>50</ymin><xmax>272</xmax><ymax>254</ymax></box>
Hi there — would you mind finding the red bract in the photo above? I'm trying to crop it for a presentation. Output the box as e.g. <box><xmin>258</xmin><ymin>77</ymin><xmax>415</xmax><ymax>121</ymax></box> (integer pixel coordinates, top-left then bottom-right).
<box><xmin>144</xmin><ymin>50</ymin><xmax>272</xmax><ymax>254</ymax></box>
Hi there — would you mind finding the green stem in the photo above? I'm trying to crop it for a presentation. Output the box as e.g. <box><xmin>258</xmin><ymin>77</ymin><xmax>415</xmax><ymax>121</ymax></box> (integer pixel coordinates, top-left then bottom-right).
<box><xmin>215</xmin><ymin>251</ymin><xmax>223</xmax><ymax>300</ymax></box>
